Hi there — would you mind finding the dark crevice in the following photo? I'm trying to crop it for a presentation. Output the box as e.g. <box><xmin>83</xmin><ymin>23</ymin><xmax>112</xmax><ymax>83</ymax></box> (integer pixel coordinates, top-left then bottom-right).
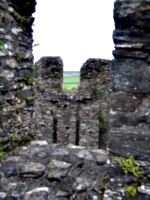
<box><xmin>51</xmin><ymin>110</ymin><xmax>57</xmax><ymax>143</ymax></box>
<box><xmin>98</xmin><ymin>109</ymin><xmax>107</xmax><ymax>149</ymax></box>
<box><xmin>53</xmin><ymin>117</ymin><xmax>57</xmax><ymax>143</ymax></box>
<box><xmin>75</xmin><ymin>104</ymin><xmax>80</xmax><ymax>145</ymax></box>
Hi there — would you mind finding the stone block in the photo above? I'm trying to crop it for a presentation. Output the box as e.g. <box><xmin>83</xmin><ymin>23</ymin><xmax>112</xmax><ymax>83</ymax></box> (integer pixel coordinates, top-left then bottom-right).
<box><xmin>108</xmin><ymin>126</ymin><xmax>150</xmax><ymax>161</ymax></box>
<box><xmin>110</xmin><ymin>91</ymin><xmax>142</xmax><ymax>112</ymax></box>
<box><xmin>112</xmin><ymin>59</ymin><xmax>150</xmax><ymax>93</ymax></box>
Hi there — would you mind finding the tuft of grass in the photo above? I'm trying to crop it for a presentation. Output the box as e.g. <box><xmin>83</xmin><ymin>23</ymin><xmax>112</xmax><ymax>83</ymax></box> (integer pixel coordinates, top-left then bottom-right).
<box><xmin>33</xmin><ymin>43</ymin><xmax>40</xmax><ymax>47</ymax></box>
<box><xmin>0</xmin><ymin>145</ymin><xmax>5</xmax><ymax>159</ymax></box>
<box><xmin>31</xmin><ymin>65</ymin><xmax>36</xmax><ymax>70</ymax></box>
<box><xmin>15</xmin><ymin>52</ymin><xmax>21</xmax><ymax>61</ymax></box>
<box><xmin>125</xmin><ymin>185</ymin><xmax>137</xmax><ymax>197</ymax></box>
<box><xmin>24</xmin><ymin>77</ymin><xmax>34</xmax><ymax>84</ymax></box>
<box><xmin>0</xmin><ymin>40</ymin><xmax>3</xmax><ymax>51</ymax></box>
<box><xmin>26</xmin><ymin>96</ymin><xmax>33</xmax><ymax>102</ymax></box>
<box><xmin>117</xmin><ymin>155</ymin><xmax>143</xmax><ymax>177</ymax></box>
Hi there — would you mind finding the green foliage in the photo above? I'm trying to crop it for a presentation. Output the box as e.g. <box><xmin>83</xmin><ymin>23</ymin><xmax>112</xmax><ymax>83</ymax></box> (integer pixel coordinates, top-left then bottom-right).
<box><xmin>11</xmin><ymin>130</ymin><xmax>17</xmax><ymax>142</ymax></box>
<box><xmin>34</xmin><ymin>43</ymin><xmax>40</xmax><ymax>47</ymax></box>
<box><xmin>31</xmin><ymin>65</ymin><xmax>36</xmax><ymax>70</ymax></box>
<box><xmin>117</xmin><ymin>155</ymin><xmax>143</xmax><ymax>177</ymax></box>
<box><xmin>0</xmin><ymin>40</ymin><xmax>3</xmax><ymax>51</ymax></box>
<box><xmin>0</xmin><ymin>137</ymin><xmax>9</xmax><ymax>143</ymax></box>
<box><xmin>15</xmin><ymin>52</ymin><xmax>21</xmax><ymax>61</ymax></box>
<box><xmin>125</xmin><ymin>185</ymin><xmax>137</xmax><ymax>197</ymax></box>
<box><xmin>100</xmin><ymin>115</ymin><xmax>108</xmax><ymax>124</ymax></box>
<box><xmin>8</xmin><ymin>10</ymin><xmax>31</xmax><ymax>28</ymax></box>
<box><xmin>63</xmin><ymin>75</ymin><xmax>80</xmax><ymax>92</ymax></box>
<box><xmin>99</xmin><ymin>114</ymin><xmax>108</xmax><ymax>135</ymax></box>
<box><xmin>99</xmin><ymin>122</ymin><xmax>105</xmax><ymax>130</ymax></box>
<box><xmin>63</xmin><ymin>87</ymin><xmax>77</xmax><ymax>93</ymax></box>
<box><xmin>0</xmin><ymin>145</ymin><xmax>5</xmax><ymax>159</ymax></box>
<box><xmin>55</xmin><ymin>102</ymin><xmax>61</xmax><ymax>108</ymax></box>
<box><xmin>24</xmin><ymin>77</ymin><xmax>34</xmax><ymax>84</ymax></box>
<box><xmin>24</xmin><ymin>19</ymin><xmax>30</xmax><ymax>24</ymax></box>
<box><xmin>26</xmin><ymin>96</ymin><xmax>33</xmax><ymax>102</ymax></box>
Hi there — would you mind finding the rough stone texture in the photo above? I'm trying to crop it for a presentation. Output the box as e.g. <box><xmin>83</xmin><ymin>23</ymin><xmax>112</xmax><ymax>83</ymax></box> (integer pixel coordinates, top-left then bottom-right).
<box><xmin>108</xmin><ymin>0</ymin><xmax>150</xmax><ymax>159</ymax></box>
<box><xmin>0</xmin><ymin>0</ymin><xmax>36</xmax><ymax>151</ymax></box>
<box><xmin>0</xmin><ymin>141</ymin><xmax>149</xmax><ymax>200</ymax></box>
<box><xmin>0</xmin><ymin>0</ymin><xmax>150</xmax><ymax>200</ymax></box>
<box><xmin>34</xmin><ymin>57</ymin><xmax>111</xmax><ymax>149</ymax></box>
<box><xmin>35</xmin><ymin>56</ymin><xmax>63</xmax><ymax>98</ymax></box>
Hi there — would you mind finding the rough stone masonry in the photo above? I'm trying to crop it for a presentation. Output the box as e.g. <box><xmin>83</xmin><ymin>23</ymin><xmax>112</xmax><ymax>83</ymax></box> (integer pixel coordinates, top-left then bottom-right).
<box><xmin>0</xmin><ymin>0</ymin><xmax>36</xmax><ymax>150</ymax></box>
<box><xmin>108</xmin><ymin>0</ymin><xmax>150</xmax><ymax>160</ymax></box>
<box><xmin>0</xmin><ymin>0</ymin><xmax>149</xmax><ymax>199</ymax></box>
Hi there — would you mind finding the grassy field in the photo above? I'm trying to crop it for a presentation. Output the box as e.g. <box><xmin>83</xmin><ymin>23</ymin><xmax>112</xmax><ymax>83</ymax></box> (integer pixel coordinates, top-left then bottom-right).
<box><xmin>63</xmin><ymin>74</ymin><xmax>80</xmax><ymax>92</ymax></box>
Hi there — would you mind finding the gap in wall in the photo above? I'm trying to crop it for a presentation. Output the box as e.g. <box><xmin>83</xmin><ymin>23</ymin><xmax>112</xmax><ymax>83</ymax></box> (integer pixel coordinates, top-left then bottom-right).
<box><xmin>32</xmin><ymin>0</ymin><xmax>115</xmax><ymax>72</ymax></box>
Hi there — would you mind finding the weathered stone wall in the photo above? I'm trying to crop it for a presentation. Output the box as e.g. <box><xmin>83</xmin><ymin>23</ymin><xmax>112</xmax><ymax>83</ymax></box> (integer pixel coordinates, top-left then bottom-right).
<box><xmin>0</xmin><ymin>0</ymin><xmax>36</xmax><ymax>150</ymax></box>
<box><xmin>0</xmin><ymin>0</ymin><xmax>150</xmax><ymax>200</ymax></box>
<box><xmin>108</xmin><ymin>0</ymin><xmax>150</xmax><ymax>161</ymax></box>
<box><xmin>76</xmin><ymin>59</ymin><xmax>111</xmax><ymax>148</ymax></box>
<box><xmin>34</xmin><ymin>57</ymin><xmax>111</xmax><ymax>149</ymax></box>
<box><xmin>0</xmin><ymin>141</ymin><xmax>149</xmax><ymax>200</ymax></box>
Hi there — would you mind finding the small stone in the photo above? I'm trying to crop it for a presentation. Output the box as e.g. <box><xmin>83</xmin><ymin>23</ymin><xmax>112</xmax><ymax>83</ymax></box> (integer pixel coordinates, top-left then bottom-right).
<box><xmin>6</xmin><ymin>59</ymin><xmax>18</xmax><ymax>69</ymax></box>
<box><xmin>51</xmin><ymin>147</ymin><xmax>69</xmax><ymax>156</ymax></box>
<box><xmin>67</xmin><ymin>143</ymin><xmax>85</xmax><ymax>149</ymax></box>
<box><xmin>23</xmin><ymin>187</ymin><xmax>49</xmax><ymax>200</ymax></box>
<box><xmin>47</xmin><ymin>160</ymin><xmax>72</xmax><ymax>181</ymax></box>
<box><xmin>138</xmin><ymin>185</ymin><xmax>150</xmax><ymax>195</ymax></box>
<box><xmin>103</xmin><ymin>189</ymin><xmax>122</xmax><ymax>200</ymax></box>
<box><xmin>20</xmin><ymin>162</ymin><xmax>45</xmax><ymax>178</ymax></box>
<box><xmin>0</xmin><ymin>161</ymin><xmax>17</xmax><ymax>177</ymax></box>
<box><xmin>30</xmin><ymin>140</ymin><xmax>48</xmax><ymax>146</ymax></box>
<box><xmin>76</xmin><ymin>149</ymin><xmax>94</xmax><ymax>160</ymax></box>
<box><xmin>87</xmin><ymin>190</ymin><xmax>103</xmax><ymax>200</ymax></box>
<box><xmin>11</xmin><ymin>191</ymin><xmax>20</xmax><ymax>199</ymax></box>
<box><xmin>56</xmin><ymin>190</ymin><xmax>69</xmax><ymax>197</ymax></box>
<box><xmin>0</xmin><ymin>70</ymin><xmax>14</xmax><ymax>78</ymax></box>
<box><xmin>73</xmin><ymin>177</ymin><xmax>91</xmax><ymax>192</ymax></box>
<box><xmin>96</xmin><ymin>155</ymin><xmax>108</xmax><ymax>165</ymax></box>
<box><xmin>0</xmin><ymin>192</ymin><xmax>7</xmax><ymax>199</ymax></box>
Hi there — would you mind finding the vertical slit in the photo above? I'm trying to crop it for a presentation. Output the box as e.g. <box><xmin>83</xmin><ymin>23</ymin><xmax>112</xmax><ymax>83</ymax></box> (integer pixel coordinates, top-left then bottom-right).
<box><xmin>53</xmin><ymin>116</ymin><xmax>57</xmax><ymax>143</ymax></box>
<box><xmin>98</xmin><ymin>115</ymin><xmax>101</xmax><ymax>149</ymax></box>
<box><xmin>99</xmin><ymin>108</ymin><xmax>107</xmax><ymax>149</ymax></box>
<box><xmin>75</xmin><ymin>103</ymin><xmax>80</xmax><ymax>145</ymax></box>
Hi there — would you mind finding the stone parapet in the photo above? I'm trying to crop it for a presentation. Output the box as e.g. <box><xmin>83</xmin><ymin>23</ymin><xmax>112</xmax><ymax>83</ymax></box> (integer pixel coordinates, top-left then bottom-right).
<box><xmin>34</xmin><ymin>57</ymin><xmax>111</xmax><ymax>149</ymax></box>
<box><xmin>108</xmin><ymin>0</ymin><xmax>150</xmax><ymax>158</ymax></box>
<box><xmin>0</xmin><ymin>0</ymin><xmax>36</xmax><ymax>150</ymax></box>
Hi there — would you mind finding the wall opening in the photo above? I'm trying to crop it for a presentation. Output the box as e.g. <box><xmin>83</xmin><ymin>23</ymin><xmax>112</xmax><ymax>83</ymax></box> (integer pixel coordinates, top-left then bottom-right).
<box><xmin>62</xmin><ymin>71</ymin><xmax>80</xmax><ymax>93</ymax></box>
<box><xmin>32</xmin><ymin>0</ymin><xmax>115</xmax><ymax>71</ymax></box>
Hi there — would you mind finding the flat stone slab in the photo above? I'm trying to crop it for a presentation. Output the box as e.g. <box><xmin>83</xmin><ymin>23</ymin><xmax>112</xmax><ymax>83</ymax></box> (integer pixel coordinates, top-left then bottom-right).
<box><xmin>20</xmin><ymin>162</ymin><xmax>45</xmax><ymax>178</ymax></box>
<box><xmin>112</xmin><ymin>59</ymin><xmax>150</xmax><ymax>93</ymax></box>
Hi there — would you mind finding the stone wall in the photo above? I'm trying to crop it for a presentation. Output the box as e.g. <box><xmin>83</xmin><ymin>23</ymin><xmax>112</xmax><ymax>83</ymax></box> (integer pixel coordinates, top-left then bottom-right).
<box><xmin>0</xmin><ymin>0</ymin><xmax>150</xmax><ymax>199</ymax></box>
<box><xmin>108</xmin><ymin>0</ymin><xmax>150</xmax><ymax>161</ymax></box>
<box><xmin>0</xmin><ymin>141</ymin><xmax>149</xmax><ymax>200</ymax></box>
<box><xmin>34</xmin><ymin>57</ymin><xmax>111</xmax><ymax>149</ymax></box>
<box><xmin>0</xmin><ymin>0</ymin><xmax>36</xmax><ymax>150</ymax></box>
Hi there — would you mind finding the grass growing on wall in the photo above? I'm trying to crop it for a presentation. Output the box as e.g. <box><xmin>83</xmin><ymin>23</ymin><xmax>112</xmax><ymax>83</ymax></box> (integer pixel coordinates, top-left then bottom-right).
<box><xmin>63</xmin><ymin>74</ymin><xmax>80</xmax><ymax>92</ymax></box>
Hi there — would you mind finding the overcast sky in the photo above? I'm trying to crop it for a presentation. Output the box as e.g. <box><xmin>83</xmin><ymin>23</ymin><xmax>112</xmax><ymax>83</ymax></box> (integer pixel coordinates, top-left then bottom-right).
<box><xmin>33</xmin><ymin>0</ymin><xmax>115</xmax><ymax>71</ymax></box>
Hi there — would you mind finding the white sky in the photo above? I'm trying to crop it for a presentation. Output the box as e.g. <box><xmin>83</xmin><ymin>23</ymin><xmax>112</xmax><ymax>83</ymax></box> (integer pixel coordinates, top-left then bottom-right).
<box><xmin>33</xmin><ymin>0</ymin><xmax>115</xmax><ymax>71</ymax></box>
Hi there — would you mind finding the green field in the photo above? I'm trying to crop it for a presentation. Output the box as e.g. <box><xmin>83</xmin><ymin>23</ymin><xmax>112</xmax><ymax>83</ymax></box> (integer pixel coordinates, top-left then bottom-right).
<box><xmin>63</xmin><ymin>75</ymin><xmax>80</xmax><ymax>92</ymax></box>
